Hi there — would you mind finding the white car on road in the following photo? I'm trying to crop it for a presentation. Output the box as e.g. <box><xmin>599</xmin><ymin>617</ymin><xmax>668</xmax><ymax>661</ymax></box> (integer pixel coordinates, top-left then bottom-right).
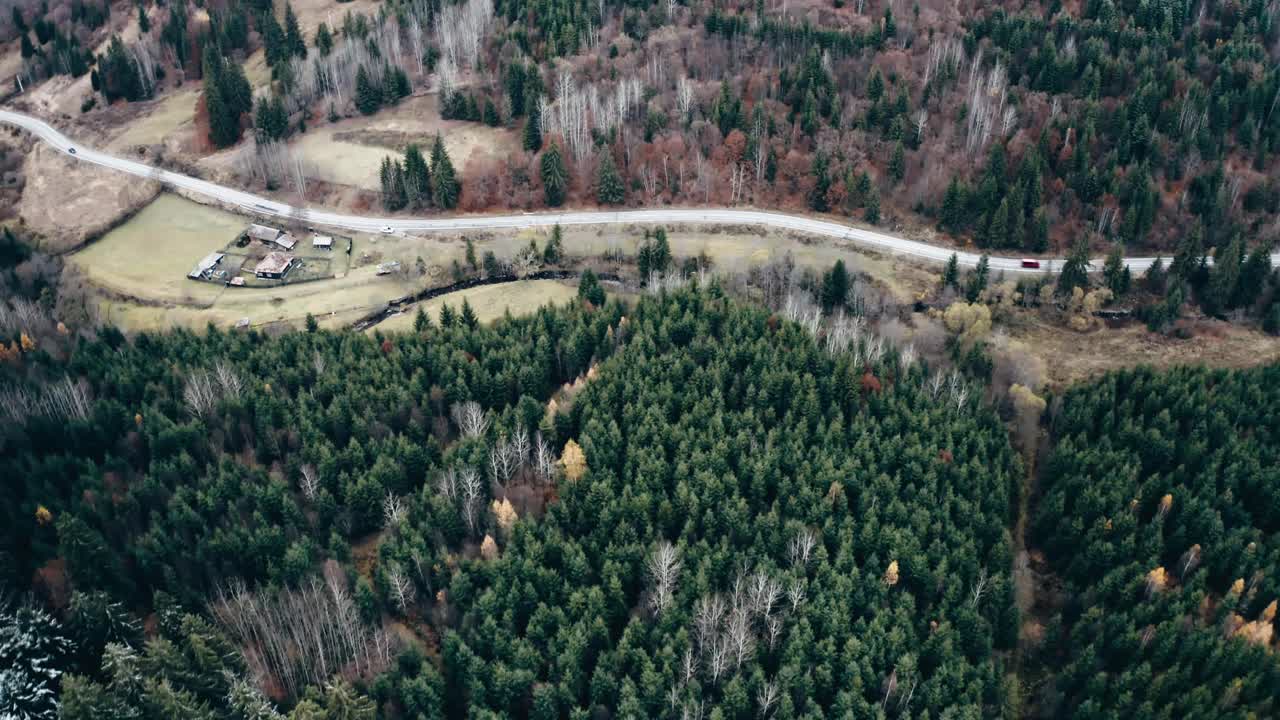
<box><xmin>380</xmin><ymin>226</ymin><xmax>395</xmax><ymax>235</ymax></box>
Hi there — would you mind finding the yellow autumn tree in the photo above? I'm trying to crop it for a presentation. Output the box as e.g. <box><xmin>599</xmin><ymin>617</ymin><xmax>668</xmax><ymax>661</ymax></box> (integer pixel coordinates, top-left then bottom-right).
<box><xmin>491</xmin><ymin>498</ymin><xmax>518</xmax><ymax>538</ymax></box>
<box><xmin>19</xmin><ymin>332</ymin><xmax>36</xmax><ymax>352</ymax></box>
<box><xmin>35</xmin><ymin>505</ymin><xmax>53</xmax><ymax>526</ymax></box>
<box><xmin>884</xmin><ymin>560</ymin><xmax>900</xmax><ymax>586</ymax></box>
<box><xmin>561</xmin><ymin>439</ymin><xmax>587</xmax><ymax>481</ymax></box>
<box><xmin>480</xmin><ymin>534</ymin><xmax>499</xmax><ymax>561</ymax></box>
<box><xmin>942</xmin><ymin>302</ymin><xmax>992</xmax><ymax>344</ymax></box>
<box><xmin>1157</xmin><ymin>493</ymin><xmax>1173</xmax><ymax>519</ymax></box>
<box><xmin>1146</xmin><ymin>566</ymin><xmax>1169</xmax><ymax>596</ymax></box>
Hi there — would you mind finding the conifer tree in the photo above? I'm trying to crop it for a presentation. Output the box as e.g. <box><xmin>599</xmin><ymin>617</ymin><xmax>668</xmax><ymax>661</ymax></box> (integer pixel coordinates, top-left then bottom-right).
<box><xmin>821</xmin><ymin>260</ymin><xmax>850</xmax><ymax>312</ymax></box>
<box><xmin>283</xmin><ymin>3</ymin><xmax>306</xmax><ymax>58</ymax></box>
<box><xmin>864</xmin><ymin>185</ymin><xmax>881</xmax><ymax>224</ymax></box>
<box><xmin>355</xmin><ymin>66</ymin><xmax>381</xmax><ymax>115</ymax></box>
<box><xmin>541</xmin><ymin>143</ymin><xmax>568</xmax><ymax>207</ymax></box>
<box><xmin>314</xmin><ymin>22</ymin><xmax>333</xmax><ymax>56</ymax></box>
<box><xmin>430</xmin><ymin>134</ymin><xmax>460</xmax><ymax>210</ymax></box>
<box><xmin>544</xmin><ymin>224</ymin><xmax>563</xmax><ymax>264</ymax></box>
<box><xmin>523</xmin><ymin>96</ymin><xmax>543</xmax><ymax>152</ymax></box>
<box><xmin>460</xmin><ymin>299</ymin><xmax>478</xmax><ymax>329</ymax></box>
<box><xmin>403</xmin><ymin>143</ymin><xmax>432</xmax><ymax>209</ymax></box>
<box><xmin>888</xmin><ymin>141</ymin><xmax>905</xmax><ymax>184</ymax></box>
<box><xmin>596</xmin><ymin>152</ymin><xmax>625</xmax><ymax>205</ymax></box>
<box><xmin>942</xmin><ymin>253</ymin><xmax>960</xmax><ymax>288</ymax></box>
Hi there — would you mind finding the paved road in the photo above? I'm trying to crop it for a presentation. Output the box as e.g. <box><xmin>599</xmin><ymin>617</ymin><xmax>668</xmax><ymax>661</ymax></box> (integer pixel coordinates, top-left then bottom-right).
<box><xmin>4</xmin><ymin>108</ymin><xmax>1266</xmax><ymax>274</ymax></box>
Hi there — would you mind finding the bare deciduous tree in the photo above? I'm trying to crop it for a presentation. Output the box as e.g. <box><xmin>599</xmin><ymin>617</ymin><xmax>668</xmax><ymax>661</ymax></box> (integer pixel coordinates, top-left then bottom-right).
<box><xmin>757</xmin><ymin>679</ymin><xmax>779</xmax><ymax>718</ymax></box>
<box><xmin>387</xmin><ymin>563</ymin><xmax>416</xmax><ymax>612</ymax></box>
<box><xmin>646</xmin><ymin>541</ymin><xmax>683</xmax><ymax>616</ymax></box>
<box><xmin>300</xmin><ymin>465</ymin><xmax>320</xmax><ymax>501</ymax></box>
<box><xmin>211</xmin><ymin>570</ymin><xmax>396</xmax><ymax>701</ymax></box>
<box><xmin>383</xmin><ymin>493</ymin><xmax>406</xmax><ymax>528</ymax></box>
<box><xmin>451</xmin><ymin>401</ymin><xmax>490</xmax><ymax>438</ymax></box>
<box><xmin>460</xmin><ymin>468</ymin><xmax>483</xmax><ymax>535</ymax></box>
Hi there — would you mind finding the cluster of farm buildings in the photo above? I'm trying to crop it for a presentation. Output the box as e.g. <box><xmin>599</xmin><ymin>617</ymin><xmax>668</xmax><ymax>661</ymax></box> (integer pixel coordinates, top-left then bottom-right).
<box><xmin>189</xmin><ymin>223</ymin><xmax>334</xmax><ymax>284</ymax></box>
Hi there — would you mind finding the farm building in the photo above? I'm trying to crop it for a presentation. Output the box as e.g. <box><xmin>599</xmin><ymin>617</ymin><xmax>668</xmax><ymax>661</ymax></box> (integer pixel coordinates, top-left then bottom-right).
<box><xmin>376</xmin><ymin>261</ymin><xmax>401</xmax><ymax>276</ymax></box>
<box><xmin>246</xmin><ymin>224</ymin><xmax>281</xmax><ymax>242</ymax></box>
<box><xmin>312</xmin><ymin>235</ymin><xmax>333</xmax><ymax>249</ymax></box>
<box><xmin>188</xmin><ymin>252</ymin><xmax>225</xmax><ymax>280</ymax></box>
<box><xmin>272</xmin><ymin>233</ymin><xmax>297</xmax><ymax>251</ymax></box>
<box><xmin>254</xmin><ymin>252</ymin><xmax>295</xmax><ymax>279</ymax></box>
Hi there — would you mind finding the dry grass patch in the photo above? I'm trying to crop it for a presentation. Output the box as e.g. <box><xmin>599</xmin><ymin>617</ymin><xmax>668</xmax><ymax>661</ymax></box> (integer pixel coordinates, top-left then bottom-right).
<box><xmin>291</xmin><ymin>94</ymin><xmax>519</xmax><ymax>190</ymax></box>
<box><xmin>20</xmin><ymin>143</ymin><xmax>161</xmax><ymax>253</ymax></box>
<box><xmin>1010</xmin><ymin>315</ymin><xmax>1280</xmax><ymax>390</ymax></box>
<box><xmin>374</xmin><ymin>280</ymin><xmax>580</xmax><ymax>332</ymax></box>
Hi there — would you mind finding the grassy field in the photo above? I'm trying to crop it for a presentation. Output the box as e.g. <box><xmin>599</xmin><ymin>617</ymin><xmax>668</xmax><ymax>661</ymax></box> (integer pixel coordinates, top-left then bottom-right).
<box><xmin>107</xmin><ymin>86</ymin><xmax>202</xmax><ymax>151</ymax></box>
<box><xmin>292</xmin><ymin>94</ymin><xmax>520</xmax><ymax>190</ymax></box>
<box><xmin>71</xmin><ymin>194</ymin><xmax>243</xmax><ymax>303</ymax></box>
<box><xmin>373</xmin><ymin>280</ymin><xmax>581</xmax><ymax>332</ymax></box>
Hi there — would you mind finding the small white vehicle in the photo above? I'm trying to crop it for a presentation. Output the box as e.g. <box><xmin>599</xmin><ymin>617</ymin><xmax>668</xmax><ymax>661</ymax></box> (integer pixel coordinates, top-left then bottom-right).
<box><xmin>380</xmin><ymin>226</ymin><xmax>395</xmax><ymax>235</ymax></box>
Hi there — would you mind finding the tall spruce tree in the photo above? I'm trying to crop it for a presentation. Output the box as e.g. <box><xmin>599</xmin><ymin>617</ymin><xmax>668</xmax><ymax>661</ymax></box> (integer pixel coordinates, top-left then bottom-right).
<box><xmin>523</xmin><ymin>95</ymin><xmax>543</xmax><ymax>152</ymax></box>
<box><xmin>541</xmin><ymin>143</ymin><xmax>568</xmax><ymax>207</ymax></box>
<box><xmin>283</xmin><ymin>3</ymin><xmax>306</xmax><ymax>58</ymax></box>
<box><xmin>430</xmin><ymin>134</ymin><xmax>460</xmax><ymax>210</ymax></box>
<box><xmin>596</xmin><ymin>152</ymin><xmax>624</xmax><ymax>205</ymax></box>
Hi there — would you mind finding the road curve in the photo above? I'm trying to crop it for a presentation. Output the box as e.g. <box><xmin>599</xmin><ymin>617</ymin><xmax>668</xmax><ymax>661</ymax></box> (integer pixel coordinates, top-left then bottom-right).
<box><xmin>4</xmin><ymin>108</ymin><xmax>1267</xmax><ymax>275</ymax></box>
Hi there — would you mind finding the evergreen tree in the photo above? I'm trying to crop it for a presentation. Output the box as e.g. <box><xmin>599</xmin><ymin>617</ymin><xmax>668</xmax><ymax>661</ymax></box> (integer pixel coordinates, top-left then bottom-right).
<box><xmin>1202</xmin><ymin>235</ymin><xmax>1243</xmax><ymax>316</ymax></box>
<box><xmin>1027</xmin><ymin>210</ymin><xmax>1049</xmax><ymax>253</ymax></box>
<box><xmin>100</xmin><ymin>35</ymin><xmax>144</xmax><ymax>102</ymax></box>
<box><xmin>460</xmin><ymin>299</ymin><xmax>478</xmax><ymax>329</ymax></box>
<box><xmin>355</xmin><ymin>66</ymin><xmax>381</xmax><ymax>115</ymax></box>
<box><xmin>541</xmin><ymin>143</ymin><xmax>568</xmax><ymax>207</ymax></box>
<box><xmin>430</xmin><ymin>134</ymin><xmax>460</xmax><ymax>210</ymax></box>
<box><xmin>283</xmin><ymin>3</ymin><xmax>306</xmax><ymax>58</ymax></box>
<box><xmin>888</xmin><ymin>141</ymin><xmax>905</xmax><ymax>184</ymax></box>
<box><xmin>965</xmin><ymin>254</ymin><xmax>990</xmax><ymax>302</ymax></box>
<box><xmin>137</xmin><ymin>2</ymin><xmax>150</xmax><ymax>34</ymax></box>
<box><xmin>940</xmin><ymin>177</ymin><xmax>964</xmax><ymax>231</ymax></box>
<box><xmin>820</xmin><ymin>260</ymin><xmax>850</xmax><ymax>312</ymax></box>
<box><xmin>1103</xmin><ymin>243</ymin><xmax>1130</xmax><ymax>296</ymax></box>
<box><xmin>543</xmin><ymin>224</ymin><xmax>563</xmax><ymax>265</ymax></box>
<box><xmin>942</xmin><ymin>253</ymin><xmax>960</xmax><ymax>288</ymax></box>
<box><xmin>403</xmin><ymin>143</ymin><xmax>432</xmax><ymax>209</ymax></box>
<box><xmin>482</xmin><ymin>98</ymin><xmax>500</xmax><ymax>127</ymax></box>
<box><xmin>809</xmin><ymin>152</ymin><xmax>831</xmax><ymax>212</ymax></box>
<box><xmin>864</xmin><ymin>185</ymin><xmax>881</xmax><ymax>224</ymax></box>
<box><xmin>1056</xmin><ymin>240</ymin><xmax>1091</xmax><ymax>296</ymax></box>
<box><xmin>984</xmin><ymin>199</ymin><xmax>1009</xmax><ymax>248</ymax></box>
<box><xmin>867</xmin><ymin>68</ymin><xmax>884</xmax><ymax>102</ymax></box>
<box><xmin>523</xmin><ymin>97</ymin><xmax>543</xmax><ymax>152</ymax></box>
<box><xmin>314</xmin><ymin>22</ymin><xmax>333</xmax><ymax>56</ymax></box>
<box><xmin>596</xmin><ymin>152</ymin><xmax>625</xmax><ymax>205</ymax></box>
<box><xmin>413</xmin><ymin>307</ymin><xmax>431</xmax><ymax>332</ymax></box>
<box><xmin>260</xmin><ymin>9</ymin><xmax>287</xmax><ymax>66</ymax></box>
<box><xmin>578</xmin><ymin>268</ymin><xmax>606</xmax><ymax>306</ymax></box>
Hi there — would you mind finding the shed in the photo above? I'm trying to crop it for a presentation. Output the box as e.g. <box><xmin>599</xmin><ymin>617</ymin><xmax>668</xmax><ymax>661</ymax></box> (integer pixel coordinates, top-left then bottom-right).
<box><xmin>246</xmin><ymin>224</ymin><xmax>281</xmax><ymax>242</ymax></box>
<box><xmin>272</xmin><ymin>233</ymin><xmax>297</xmax><ymax>251</ymax></box>
<box><xmin>312</xmin><ymin>235</ymin><xmax>334</xmax><ymax>249</ymax></box>
<box><xmin>254</xmin><ymin>251</ymin><xmax>295</xmax><ymax>279</ymax></box>
<box><xmin>188</xmin><ymin>252</ymin><xmax>224</xmax><ymax>279</ymax></box>
<box><xmin>376</xmin><ymin>261</ymin><xmax>401</xmax><ymax>276</ymax></box>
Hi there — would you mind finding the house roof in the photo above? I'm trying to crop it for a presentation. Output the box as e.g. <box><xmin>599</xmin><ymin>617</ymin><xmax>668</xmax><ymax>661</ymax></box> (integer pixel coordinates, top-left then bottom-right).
<box><xmin>254</xmin><ymin>251</ymin><xmax>295</xmax><ymax>276</ymax></box>
<box><xmin>312</xmin><ymin>235</ymin><xmax>333</xmax><ymax>247</ymax></box>
<box><xmin>188</xmin><ymin>252</ymin><xmax>224</xmax><ymax>279</ymax></box>
<box><xmin>272</xmin><ymin>233</ymin><xmax>297</xmax><ymax>250</ymax></box>
<box><xmin>247</xmin><ymin>224</ymin><xmax>281</xmax><ymax>241</ymax></box>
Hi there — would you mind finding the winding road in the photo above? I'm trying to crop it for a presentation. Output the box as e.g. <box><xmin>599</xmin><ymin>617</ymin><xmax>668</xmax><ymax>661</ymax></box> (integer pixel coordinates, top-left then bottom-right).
<box><xmin>3</xmin><ymin>108</ymin><xmax>1267</xmax><ymax>274</ymax></box>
